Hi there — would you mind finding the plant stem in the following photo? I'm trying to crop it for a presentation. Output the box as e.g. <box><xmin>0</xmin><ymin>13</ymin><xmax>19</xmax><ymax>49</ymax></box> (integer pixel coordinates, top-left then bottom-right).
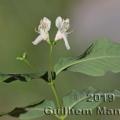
<box><xmin>48</xmin><ymin>44</ymin><xmax>62</xmax><ymax>107</ymax></box>
<box><xmin>49</xmin><ymin>81</ymin><xmax>61</xmax><ymax>108</ymax></box>
<box><xmin>48</xmin><ymin>43</ymin><xmax>64</xmax><ymax>120</ymax></box>
<box><xmin>48</xmin><ymin>44</ymin><xmax>53</xmax><ymax>81</ymax></box>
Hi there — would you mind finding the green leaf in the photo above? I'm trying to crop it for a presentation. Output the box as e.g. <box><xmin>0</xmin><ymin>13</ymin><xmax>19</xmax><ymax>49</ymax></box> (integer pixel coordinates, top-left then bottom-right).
<box><xmin>63</xmin><ymin>87</ymin><xmax>101</xmax><ymax>118</ymax></box>
<box><xmin>54</xmin><ymin>39</ymin><xmax>120</xmax><ymax>76</ymax></box>
<box><xmin>0</xmin><ymin>71</ymin><xmax>47</xmax><ymax>83</ymax></box>
<box><xmin>0</xmin><ymin>100</ymin><xmax>55</xmax><ymax>120</ymax></box>
<box><xmin>55</xmin><ymin>57</ymin><xmax>77</xmax><ymax>75</ymax></box>
<box><xmin>62</xmin><ymin>88</ymin><xmax>120</xmax><ymax>115</ymax></box>
<box><xmin>19</xmin><ymin>100</ymin><xmax>55</xmax><ymax>120</ymax></box>
<box><xmin>63</xmin><ymin>87</ymin><xmax>101</xmax><ymax>108</ymax></box>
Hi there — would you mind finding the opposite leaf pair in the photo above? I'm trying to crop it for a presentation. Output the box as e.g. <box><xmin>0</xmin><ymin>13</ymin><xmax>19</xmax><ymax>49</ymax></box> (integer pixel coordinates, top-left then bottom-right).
<box><xmin>32</xmin><ymin>16</ymin><xmax>71</xmax><ymax>50</ymax></box>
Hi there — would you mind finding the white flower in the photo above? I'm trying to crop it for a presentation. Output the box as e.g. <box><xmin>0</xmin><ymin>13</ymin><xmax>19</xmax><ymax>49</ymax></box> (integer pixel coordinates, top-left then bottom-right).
<box><xmin>55</xmin><ymin>16</ymin><xmax>70</xmax><ymax>50</ymax></box>
<box><xmin>32</xmin><ymin>17</ymin><xmax>51</xmax><ymax>45</ymax></box>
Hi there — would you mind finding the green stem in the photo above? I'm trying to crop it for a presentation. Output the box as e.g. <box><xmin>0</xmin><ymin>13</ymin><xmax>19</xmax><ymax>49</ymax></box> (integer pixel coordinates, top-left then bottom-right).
<box><xmin>48</xmin><ymin>43</ymin><xmax>64</xmax><ymax>120</ymax></box>
<box><xmin>49</xmin><ymin>81</ymin><xmax>61</xmax><ymax>108</ymax></box>
<box><xmin>48</xmin><ymin>45</ymin><xmax>53</xmax><ymax>81</ymax></box>
<box><xmin>48</xmin><ymin>44</ymin><xmax>62</xmax><ymax>107</ymax></box>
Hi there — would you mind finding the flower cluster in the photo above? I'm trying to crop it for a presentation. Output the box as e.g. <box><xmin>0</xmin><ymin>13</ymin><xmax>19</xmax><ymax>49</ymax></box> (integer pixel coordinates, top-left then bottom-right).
<box><xmin>32</xmin><ymin>16</ymin><xmax>71</xmax><ymax>50</ymax></box>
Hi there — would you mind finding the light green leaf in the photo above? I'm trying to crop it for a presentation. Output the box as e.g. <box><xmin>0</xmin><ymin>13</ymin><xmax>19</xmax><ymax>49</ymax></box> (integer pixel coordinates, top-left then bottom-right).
<box><xmin>19</xmin><ymin>100</ymin><xmax>55</xmax><ymax>120</ymax></box>
<box><xmin>55</xmin><ymin>57</ymin><xmax>77</xmax><ymax>75</ymax></box>
<box><xmin>55</xmin><ymin>39</ymin><xmax>120</xmax><ymax>76</ymax></box>
<box><xmin>63</xmin><ymin>87</ymin><xmax>100</xmax><ymax>109</ymax></box>
<box><xmin>63</xmin><ymin>88</ymin><xmax>102</xmax><ymax>118</ymax></box>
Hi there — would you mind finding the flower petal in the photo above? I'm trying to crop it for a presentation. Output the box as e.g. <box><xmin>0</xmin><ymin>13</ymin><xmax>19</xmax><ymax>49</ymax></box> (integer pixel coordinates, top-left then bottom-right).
<box><xmin>32</xmin><ymin>35</ymin><xmax>43</xmax><ymax>45</ymax></box>
<box><xmin>55</xmin><ymin>30</ymin><xmax>63</xmax><ymax>41</ymax></box>
<box><xmin>63</xmin><ymin>34</ymin><xmax>70</xmax><ymax>50</ymax></box>
<box><xmin>62</xmin><ymin>18</ymin><xmax>70</xmax><ymax>32</ymax></box>
<box><xmin>55</xmin><ymin>16</ymin><xmax>63</xmax><ymax>29</ymax></box>
<box><xmin>38</xmin><ymin>17</ymin><xmax>51</xmax><ymax>32</ymax></box>
<box><xmin>43</xmin><ymin>17</ymin><xmax>51</xmax><ymax>31</ymax></box>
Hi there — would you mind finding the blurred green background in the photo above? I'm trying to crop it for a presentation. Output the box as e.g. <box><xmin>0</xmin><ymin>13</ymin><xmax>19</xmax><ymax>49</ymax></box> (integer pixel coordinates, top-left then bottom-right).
<box><xmin>0</xmin><ymin>0</ymin><xmax>120</xmax><ymax>120</ymax></box>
